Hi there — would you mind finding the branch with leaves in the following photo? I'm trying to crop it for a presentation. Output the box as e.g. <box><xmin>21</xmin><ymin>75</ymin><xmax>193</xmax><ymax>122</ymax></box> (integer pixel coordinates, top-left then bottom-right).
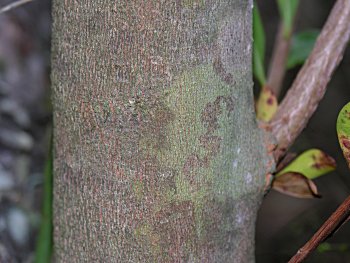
<box><xmin>254</xmin><ymin>0</ymin><xmax>350</xmax><ymax>260</ymax></box>
<box><xmin>269</xmin><ymin>0</ymin><xmax>350</xmax><ymax>161</ymax></box>
<box><xmin>254</xmin><ymin>0</ymin><xmax>350</xmax><ymax>198</ymax></box>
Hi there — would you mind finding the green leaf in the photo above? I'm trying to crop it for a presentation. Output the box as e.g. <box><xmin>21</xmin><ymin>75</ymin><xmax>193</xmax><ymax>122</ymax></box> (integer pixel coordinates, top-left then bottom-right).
<box><xmin>277</xmin><ymin>0</ymin><xmax>299</xmax><ymax>37</ymax></box>
<box><xmin>277</xmin><ymin>149</ymin><xmax>336</xmax><ymax>180</ymax></box>
<box><xmin>337</xmin><ymin>102</ymin><xmax>350</xmax><ymax>169</ymax></box>
<box><xmin>253</xmin><ymin>2</ymin><xmax>266</xmax><ymax>86</ymax></box>
<box><xmin>256</xmin><ymin>86</ymin><xmax>278</xmax><ymax>121</ymax></box>
<box><xmin>287</xmin><ymin>30</ymin><xmax>319</xmax><ymax>69</ymax></box>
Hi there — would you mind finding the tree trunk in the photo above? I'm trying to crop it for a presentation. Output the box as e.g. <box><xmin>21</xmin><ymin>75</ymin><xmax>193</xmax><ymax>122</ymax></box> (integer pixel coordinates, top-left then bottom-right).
<box><xmin>52</xmin><ymin>0</ymin><xmax>272</xmax><ymax>262</ymax></box>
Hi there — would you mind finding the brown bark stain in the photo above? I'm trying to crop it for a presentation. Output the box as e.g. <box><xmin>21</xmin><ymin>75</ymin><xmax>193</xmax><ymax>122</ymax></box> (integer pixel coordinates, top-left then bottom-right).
<box><xmin>213</xmin><ymin>55</ymin><xmax>235</xmax><ymax>85</ymax></box>
<box><xmin>183</xmin><ymin>96</ymin><xmax>234</xmax><ymax>185</ymax></box>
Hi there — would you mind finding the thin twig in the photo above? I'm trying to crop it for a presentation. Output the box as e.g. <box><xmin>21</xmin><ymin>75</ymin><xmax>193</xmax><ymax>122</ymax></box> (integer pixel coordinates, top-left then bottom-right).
<box><xmin>269</xmin><ymin>0</ymin><xmax>350</xmax><ymax>161</ymax></box>
<box><xmin>0</xmin><ymin>0</ymin><xmax>34</xmax><ymax>14</ymax></box>
<box><xmin>267</xmin><ymin>23</ymin><xmax>293</xmax><ymax>97</ymax></box>
<box><xmin>288</xmin><ymin>195</ymin><xmax>350</xmax><ymax>263</ymax></box>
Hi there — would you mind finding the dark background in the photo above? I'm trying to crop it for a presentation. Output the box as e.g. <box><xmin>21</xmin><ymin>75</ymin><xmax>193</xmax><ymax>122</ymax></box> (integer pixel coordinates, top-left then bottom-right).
<box><xmin>0</xmin><ymin>0</ymin><xmax>349</xmax><ymax>262</ymax></box>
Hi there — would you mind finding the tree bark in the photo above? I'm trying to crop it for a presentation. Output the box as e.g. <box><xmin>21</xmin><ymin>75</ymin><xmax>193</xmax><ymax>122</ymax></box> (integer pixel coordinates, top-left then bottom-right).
<box><xmin>52</xmin><ymin>0</ymin><xmax>272</xmax><ymax>262</ymax></box>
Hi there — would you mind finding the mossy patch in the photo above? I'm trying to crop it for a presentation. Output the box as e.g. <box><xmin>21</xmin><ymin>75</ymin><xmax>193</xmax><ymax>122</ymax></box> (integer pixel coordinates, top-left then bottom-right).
<box><xmin>182</xmin><ymin>0</ymin><xmax>205</xmax><ymax>9</ymax></box>
<box><xmin>156</xmin><ymin>64</ymin><xmax>239</xmax><ymax>242</ymax></box>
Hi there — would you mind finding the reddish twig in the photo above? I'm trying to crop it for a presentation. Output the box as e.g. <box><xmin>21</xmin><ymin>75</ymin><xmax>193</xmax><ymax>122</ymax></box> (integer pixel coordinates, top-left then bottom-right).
<box><xmin>288</xmin><ymin>195</ymin><xmax>350</xmax><ymax>263</ymax></box>
<box><xmin>267</xmin><ymin>23</ymin><xmax>293</xmax><ymax>97</ymax></box>
<box><xmin>269</xmin><ymin>0</ymin><xmax>350</xmax><ymax>161</ymax></box>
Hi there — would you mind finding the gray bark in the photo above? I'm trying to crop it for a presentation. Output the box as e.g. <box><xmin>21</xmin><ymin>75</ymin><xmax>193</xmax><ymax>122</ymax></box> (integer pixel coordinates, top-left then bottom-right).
<box><xmin>52</xmin><ymin>0</ymin><xmax>272</xmax><ymax>262</ymax></box>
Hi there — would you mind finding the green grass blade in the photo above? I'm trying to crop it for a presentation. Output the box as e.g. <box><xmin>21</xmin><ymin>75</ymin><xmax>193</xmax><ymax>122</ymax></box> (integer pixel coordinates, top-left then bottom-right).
<box><xmin>253</xmin><ymin>1</ymin><xmax>266</xmax><ymax>86</ymax></box>
<box><xmin>34</xmin><ymin>137</ymin><xmax>53</xmax><ymax>263</ymax></box>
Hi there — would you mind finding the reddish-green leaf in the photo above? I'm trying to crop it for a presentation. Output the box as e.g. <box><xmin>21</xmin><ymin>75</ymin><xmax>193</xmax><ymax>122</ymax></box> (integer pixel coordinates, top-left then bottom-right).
<box><xmin>256</xmin><ymin>86</ymin><xmax>278</xmax><ymax>121</ymax></box>
<box><xmin>277</xmin><ymin>149</ymin><xmax>336</xmax><ymax>180</ymax></box>
<box><xmin>337</xmin><ymin>102</ymin><xmax>350</xmax><ymax>168</ymax></box>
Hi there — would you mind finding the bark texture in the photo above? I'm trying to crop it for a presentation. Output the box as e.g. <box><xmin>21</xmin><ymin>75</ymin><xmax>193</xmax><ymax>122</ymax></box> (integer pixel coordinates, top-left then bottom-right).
<box><xmin>52</xmin><ymin>0</ymin><xmax>272</xmax><ymax>262</ymax></box>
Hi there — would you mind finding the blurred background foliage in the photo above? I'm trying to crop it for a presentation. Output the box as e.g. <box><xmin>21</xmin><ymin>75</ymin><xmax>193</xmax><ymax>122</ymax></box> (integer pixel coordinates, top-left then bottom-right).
<box><xmin>0</xmin><ymin>0</ymin><xmax>349</xmax><ymax>262</ymax></box>
<box><xmin>0</xmin><ymin>0</ymin><xmax>51</xmax><ymax>262</ymax></box>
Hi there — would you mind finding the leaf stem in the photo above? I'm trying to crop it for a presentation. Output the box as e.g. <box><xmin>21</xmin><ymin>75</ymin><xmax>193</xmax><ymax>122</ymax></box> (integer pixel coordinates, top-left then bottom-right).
<box><xmin>267</xmin><ymin>22</ymin><xmax>292</xmax><ymax>97</ymax></box>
